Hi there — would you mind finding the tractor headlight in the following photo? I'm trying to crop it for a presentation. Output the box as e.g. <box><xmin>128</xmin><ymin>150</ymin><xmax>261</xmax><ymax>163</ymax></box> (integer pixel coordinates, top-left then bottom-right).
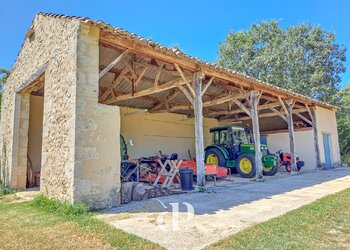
<box><xmin>261</xmin><ymin>145</ymin><xmax>268</xmax><ymax>155</ymax></box>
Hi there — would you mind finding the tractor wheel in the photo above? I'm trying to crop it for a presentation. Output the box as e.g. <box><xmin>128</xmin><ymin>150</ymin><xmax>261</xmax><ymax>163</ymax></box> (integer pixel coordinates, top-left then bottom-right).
<box><xmin>263</xmin><ymin>164</ymin><xmax>278</xmax><ymax>176</ymax></box>
<box><xmin>205</xmin><ymin>148</ymin><xmax>226</xmax><ymax>167</ymax></box>
<box><xmin>236</xmin><ymin>153</ymin><xmax>256</xmax><ymax>178</ymax></box>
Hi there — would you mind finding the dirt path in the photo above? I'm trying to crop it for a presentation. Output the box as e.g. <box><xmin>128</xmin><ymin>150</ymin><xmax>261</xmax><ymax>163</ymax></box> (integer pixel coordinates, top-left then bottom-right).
<box><xmin>97</xmin><ymin>168</ymin><xmax>350</xmax><ymax>250</ymax></box>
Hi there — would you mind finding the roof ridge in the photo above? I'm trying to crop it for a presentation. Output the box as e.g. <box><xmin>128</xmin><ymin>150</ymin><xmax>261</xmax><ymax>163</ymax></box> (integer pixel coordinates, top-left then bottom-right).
<box><xmin>36</xmin><ymin>12</ymin><xmax>337</xmax><ymax>109</ymax></box>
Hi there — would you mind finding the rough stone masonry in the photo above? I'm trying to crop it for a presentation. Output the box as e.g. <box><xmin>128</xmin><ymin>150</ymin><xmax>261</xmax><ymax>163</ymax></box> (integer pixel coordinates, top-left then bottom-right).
<box><xmin>0</xmin><ymin>14</ymin><xmax>121</xmax><ymax>209</ymax></box>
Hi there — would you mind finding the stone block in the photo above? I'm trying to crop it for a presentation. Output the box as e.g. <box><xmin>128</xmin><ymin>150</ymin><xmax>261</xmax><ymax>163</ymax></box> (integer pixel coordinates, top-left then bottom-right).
<box><xmin>121</xmin><ymin>182</ymin><xmax>133</xmax><ymax>204</ymax></box>
<box><xmin>132</xmin><ymin>182</ymin><xmax>145</xmax><ymax>201</ymax></box>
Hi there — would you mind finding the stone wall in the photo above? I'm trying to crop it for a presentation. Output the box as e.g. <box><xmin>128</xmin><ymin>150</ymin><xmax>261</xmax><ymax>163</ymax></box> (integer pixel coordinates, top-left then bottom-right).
<box><xmin>0</xmin><ymin>15</ymin><xmax>80</xmax><ymax>201</ymax></box>
<box><xmin>74</xmin><ymin>24</ymin><xmax>121</xmax><ymax>209</ymax></box>
<box><xmin>0</xmin><ymin>14</ymin><xmax>121</xmax><ymax>209</ymax></box>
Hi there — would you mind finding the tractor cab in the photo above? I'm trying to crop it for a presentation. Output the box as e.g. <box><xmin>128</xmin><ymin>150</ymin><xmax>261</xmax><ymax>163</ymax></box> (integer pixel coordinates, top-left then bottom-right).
<box><xmin>210</xmin><ymin>126</ymin><xmax>250</xmax><ymax>145</ymax></box>
<box><xmin>209</xmin><ymin>126</ymin><xmax>249</xmax><ymax>159</ymax></box>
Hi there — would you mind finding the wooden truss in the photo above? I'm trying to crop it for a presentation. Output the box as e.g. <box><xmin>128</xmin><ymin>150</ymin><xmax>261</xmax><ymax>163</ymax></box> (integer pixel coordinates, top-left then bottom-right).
<box><xmin>98</xmin><ymin>42</ymin><xmax>322</xmax><ymax>184</ymax></box>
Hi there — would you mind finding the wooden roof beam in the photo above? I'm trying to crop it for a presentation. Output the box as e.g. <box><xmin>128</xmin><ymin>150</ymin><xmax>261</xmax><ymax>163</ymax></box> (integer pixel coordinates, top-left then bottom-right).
<box><xmin>219</xmin><ymin>108</ymin><xmax>308</xmax><ymax>122</ymax></box>
<box><xmin>100</xmin><ymin>32</ymin><xmax>330</xmax><ymax>109</ymax></box>
<box><xmin>210</xmin><ymin>101</ymin><xmax>282</xmax><ymax>117</ymax></box>
<box><xmin>104</xmin><ymin>77</ymin><xmax>188</xmax><ymax>104</ymax></box>
<box><xmin>99</xmin><ymin>49</ymin><xmax>129</xmax><ymax>79</ymax></box>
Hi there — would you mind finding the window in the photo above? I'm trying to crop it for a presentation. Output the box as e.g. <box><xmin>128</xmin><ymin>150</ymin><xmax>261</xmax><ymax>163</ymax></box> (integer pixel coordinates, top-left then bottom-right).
<box><xmin>220</xmin><ymin>130</ymin><xmax>231</xmax><ymax>145</ymax></box>
<box><xmin>212</xmin><ymin>131</ymin><xmax>219</xmax><ymax>145</ymax></box>
<box><xmin>233</xmin><ymin>129</ymin><xmax>249</xmax><ymax>144</ymax></box>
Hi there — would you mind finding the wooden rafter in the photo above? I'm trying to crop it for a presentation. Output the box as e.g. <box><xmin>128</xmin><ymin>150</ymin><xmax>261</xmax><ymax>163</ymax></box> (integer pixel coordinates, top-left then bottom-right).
<box><xmin>148</xmin><ymin>89</ymin><xmax>179</xmax><ymax>112</ymax></box>
<box><xmin>278</xmin><ymin>96</ymin><xmax>288</xmax><ymax>115</ymax></box>
<box><xmin>201</xmin><ymin>76</ymin><xmax>215</xmax><ymax>96</ymax></box>
<box><xmin>99</xmin><ymin>50</ymin><xmax>129</xmax><ymax>79</ymax></box>
<box><xmin>211</xmin><ymin>101</ymin><xmax>282</xmax><ymax>117</ymax></box>
<box><xmin>233</xmin><ymin>99</ymin><xmax>251</xmax><ymax>118</ymax></box>
<box><xmin>100</xmin><ymin>34</ymin><xmax>336</xmax><ymax>110</ymax></box>
<box><xmin>294</xmin><ymin>112</ymin><xmax>313</xmax><ymax>126</ymax></box>
<box><xmin>177</xmin><ymin>84</ymin><xmax>194</xmax><ymax>104</ymax></box>
<box><xmin>239</xmin><ymin>85</ymin><xmax>252</xmax><ymax>107</ymax></box>
<box><xmin>103</xmin><ymin>77</ymin><xmax>187</xmax><ymax>104</ymax></box>
<box><xmin>99</xmin><ymin>66</ymin><xmax>130</xmax><ymax>102</ymax></box>
<box><xmin>270</xmin><ymin>106</ymin><xmax>287</xmax><ymax>122</ymax></box>
<box><xmin>151</xmin><ymin>92</ymin><xmax>246</xmax><ymax>113</ymax></box>
<box><xmin>133</xmin><ymin>66</ymin><xmax>148</xmax><ymax>92</ymax></box>
<box><xmin>123</xmin><ymin>60</ymin><xmax>137</xmax><ymax>80</ymax></box>
<box><xmin>305</xmin><ymin>104</ymin><xmax>314</xmax><ymax>122</ymax></box>
<box><xmin>174</xmin><ymin>63</ymin><xmax>196</xmax><ymax>98</ymax></box>
<box><xmin>219</xmin><ymin>108</ymin><xmax>308</xmax><ymax>122</ymax></box>
<box><xmin>154</xmin><ymin>63</ymin><xmax>164</xmax><ymax>87</ymax></box>
<box><xmin>204</xmin><ymin>93</ymin><xmax>245</xmax><ymax>107</ymax></box>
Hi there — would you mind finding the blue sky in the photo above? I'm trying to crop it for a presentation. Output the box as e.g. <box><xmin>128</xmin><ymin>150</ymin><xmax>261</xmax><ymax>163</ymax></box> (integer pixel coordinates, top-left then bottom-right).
<box><xmin>1</xmin><ymin>0</ymin><xmax>349</xmax><ymax>87</ymax></box>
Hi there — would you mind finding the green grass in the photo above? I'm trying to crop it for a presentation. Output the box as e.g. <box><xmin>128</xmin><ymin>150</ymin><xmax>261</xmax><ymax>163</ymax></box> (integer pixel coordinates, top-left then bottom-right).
<box><xmin>0</xmin><ymin>181</ymin><xmax>16</xmax><ymax>195</ymax></box>
<box><xmin>31</xmin><ymin>195</ymin><xmax>90</xmax><ymax>216</ymax></box>
<box><xmin>1</xmin><ymin>188</ymin><xmax>350</xmax><ymax>249</ymax></box>
<box><xmin>207</xmin><ymin>188</ymin><xmax>350</xmax><ymax>250</ymax></box>
<box><xmin>0</xmin><ymin>195</ymin><xmax>163</xmax><ymax>250</ymax></box>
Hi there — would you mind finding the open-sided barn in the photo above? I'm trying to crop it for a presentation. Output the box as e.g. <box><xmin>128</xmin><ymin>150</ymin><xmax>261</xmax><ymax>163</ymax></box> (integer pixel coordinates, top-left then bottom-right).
<box><xmin>0</xmin><ymin>13</ymin><xmax>341</xmax><ymax>209</ymax></box>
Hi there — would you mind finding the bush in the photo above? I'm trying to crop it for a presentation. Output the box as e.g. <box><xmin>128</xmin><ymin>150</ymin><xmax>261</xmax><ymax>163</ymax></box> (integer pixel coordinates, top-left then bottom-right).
<box><xmin>0</xmin><ymin>181</ymin><xmax>16</xmax><ymax>195</ymax></box>
<box><xmin>341</xmin><ymin>154</ymin><xmax>350</xmax><ymax>166</ymax></box>
<box><xmin>31</xmin><ymin>195</ymin><xmax>90</xmax><ymax>216</ymax></box>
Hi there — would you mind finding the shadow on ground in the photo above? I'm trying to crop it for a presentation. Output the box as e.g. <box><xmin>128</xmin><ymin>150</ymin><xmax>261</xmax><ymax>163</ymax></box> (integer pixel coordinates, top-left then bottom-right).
<box><xmin>104</xmin><ymin>167</ymin><xmax>350</xmax><ymax>215</ymax></box>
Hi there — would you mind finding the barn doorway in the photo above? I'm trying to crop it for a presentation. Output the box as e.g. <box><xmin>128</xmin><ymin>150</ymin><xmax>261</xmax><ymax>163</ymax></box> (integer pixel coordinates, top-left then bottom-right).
<box><xmin>17</xmin><ymin>72</ymin><xmax>45</xmax><ymax>189</ymax></box>
<box><xmin>27</xmin><ymin>94</ymin><xmax>44</xmax><ymax>187</ymax></box>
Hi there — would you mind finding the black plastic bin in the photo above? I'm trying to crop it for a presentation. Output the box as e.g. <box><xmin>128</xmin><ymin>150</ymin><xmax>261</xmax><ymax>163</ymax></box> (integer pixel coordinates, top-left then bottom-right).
<box><xmin>179</xmin><ymin>168</ymin><xmax>194</xmax><ymax>191</ymax></box>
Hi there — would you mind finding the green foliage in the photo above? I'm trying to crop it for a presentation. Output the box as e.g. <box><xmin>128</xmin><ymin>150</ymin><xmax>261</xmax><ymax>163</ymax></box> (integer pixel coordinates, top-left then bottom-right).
<box><xmin>218</xmin><ymin>21</ymin><xmax>346</xmax><ymax>102</ymax></box>
<box><xmin>0</xmin><ymin>68</ymin><xmax>10</xmax><ymax>113</ymax></box>
<box><xmin>341</xmin><ymin>155</ymin><xmax>350</xmax><ymax>166</ymax></box>
<box><xmin>0</xmin><ymin>181</ymin><xmax>16</xmax><ymax>195</ymax></box>
<box><xmin>336</xmin><ymin>83</ymin><xmax>350</xmax><ymax>160</ymax></box>
<box><xmin>0</xmin><ymin>68</ymin><xmax>9</xmax><ymax>85</ymax></box>
<box><xmin>31</xmin><ymin>195</ymin><xmax>90</xmax><ymax>216</ymax></box>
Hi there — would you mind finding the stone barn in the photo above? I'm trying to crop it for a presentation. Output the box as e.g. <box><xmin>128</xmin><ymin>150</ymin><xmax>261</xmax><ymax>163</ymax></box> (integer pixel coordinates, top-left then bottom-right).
<box><xmin>0</xmin><ymin>13</ymin><xmax>341</xmax><ymax>209</ymax></box>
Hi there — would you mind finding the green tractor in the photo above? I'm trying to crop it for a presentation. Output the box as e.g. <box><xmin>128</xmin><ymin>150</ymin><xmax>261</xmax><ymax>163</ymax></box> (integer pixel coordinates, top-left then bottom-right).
<box><xmin>205</xmin><ymin>126</ymin><xmax>278</xmax><ymax>178</ymax></box>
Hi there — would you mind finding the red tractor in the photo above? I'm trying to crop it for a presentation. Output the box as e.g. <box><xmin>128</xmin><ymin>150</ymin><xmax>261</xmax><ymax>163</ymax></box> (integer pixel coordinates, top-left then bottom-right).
<box><xmin>276</xmin><ymin>150</ymin><xmax>305</xmax><ymax>172</ymax></box>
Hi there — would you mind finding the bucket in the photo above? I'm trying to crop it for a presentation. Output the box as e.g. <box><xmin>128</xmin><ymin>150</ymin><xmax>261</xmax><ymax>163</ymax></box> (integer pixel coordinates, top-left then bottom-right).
<box><xmin>179</xmin><ymin>168</ymin><xmax>193</xmax><ymax>191</ymax></box>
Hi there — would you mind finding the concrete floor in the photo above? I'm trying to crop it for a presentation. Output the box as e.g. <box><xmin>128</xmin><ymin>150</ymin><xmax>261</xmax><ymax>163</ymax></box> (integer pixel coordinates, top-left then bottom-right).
<box><xmin>97</xmin><ymin>168</ymin><xmax>350</xmax><ymax>250</ymax></box>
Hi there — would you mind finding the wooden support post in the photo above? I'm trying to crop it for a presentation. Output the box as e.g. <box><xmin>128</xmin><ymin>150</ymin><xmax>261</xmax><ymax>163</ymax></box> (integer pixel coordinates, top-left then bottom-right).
<box><xmin>286</xmin><ymin>101</ymin><xmax>298</xmax><ymax>174</ymax></box>
<box><xmin>250</xmin><ymin>90</ymin><xmax>264</xmax><ymax>181</ymax></box>
<box><xmin>193</xmin><ymin>72</ymin><xmax>205</xmax><ymax>187</ymax></box>
<box><xmin>311</xmin><ymin>108</ymin><xmax>322</xmax><ymax>169</ymax></box>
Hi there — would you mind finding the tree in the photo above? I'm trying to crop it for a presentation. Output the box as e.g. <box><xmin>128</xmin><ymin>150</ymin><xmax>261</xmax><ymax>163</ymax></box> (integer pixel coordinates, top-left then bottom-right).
<box><xmin>0</xmin><ymin>68</ymin><xmax>10</xmax><ymax>112</ymax></box>
<box><xmin>336</xmin><ymin>83</ymin><xmax>350</xmax><ymax>164</ymax></box>
<box><xmin>218</xmin><ymin>21</ymin><xmax>346</xmax><ymax>102</ymax></box>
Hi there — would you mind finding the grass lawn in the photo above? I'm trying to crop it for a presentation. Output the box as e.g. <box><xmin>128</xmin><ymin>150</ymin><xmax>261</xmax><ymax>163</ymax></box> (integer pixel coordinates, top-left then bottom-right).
<box><xmin>1</xmin><ymin>188</ymin><xmax>350</xmax><ymax>250</ymax></box>
<box><xmin>0</xmin><ymin>195</ymin><xmax>162</xmax><ymax>250</ymax></box>
<box><xmin>207</xmin><ymin>188</ymin><xmax>350</xmax><ymax>250</ymax></box>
